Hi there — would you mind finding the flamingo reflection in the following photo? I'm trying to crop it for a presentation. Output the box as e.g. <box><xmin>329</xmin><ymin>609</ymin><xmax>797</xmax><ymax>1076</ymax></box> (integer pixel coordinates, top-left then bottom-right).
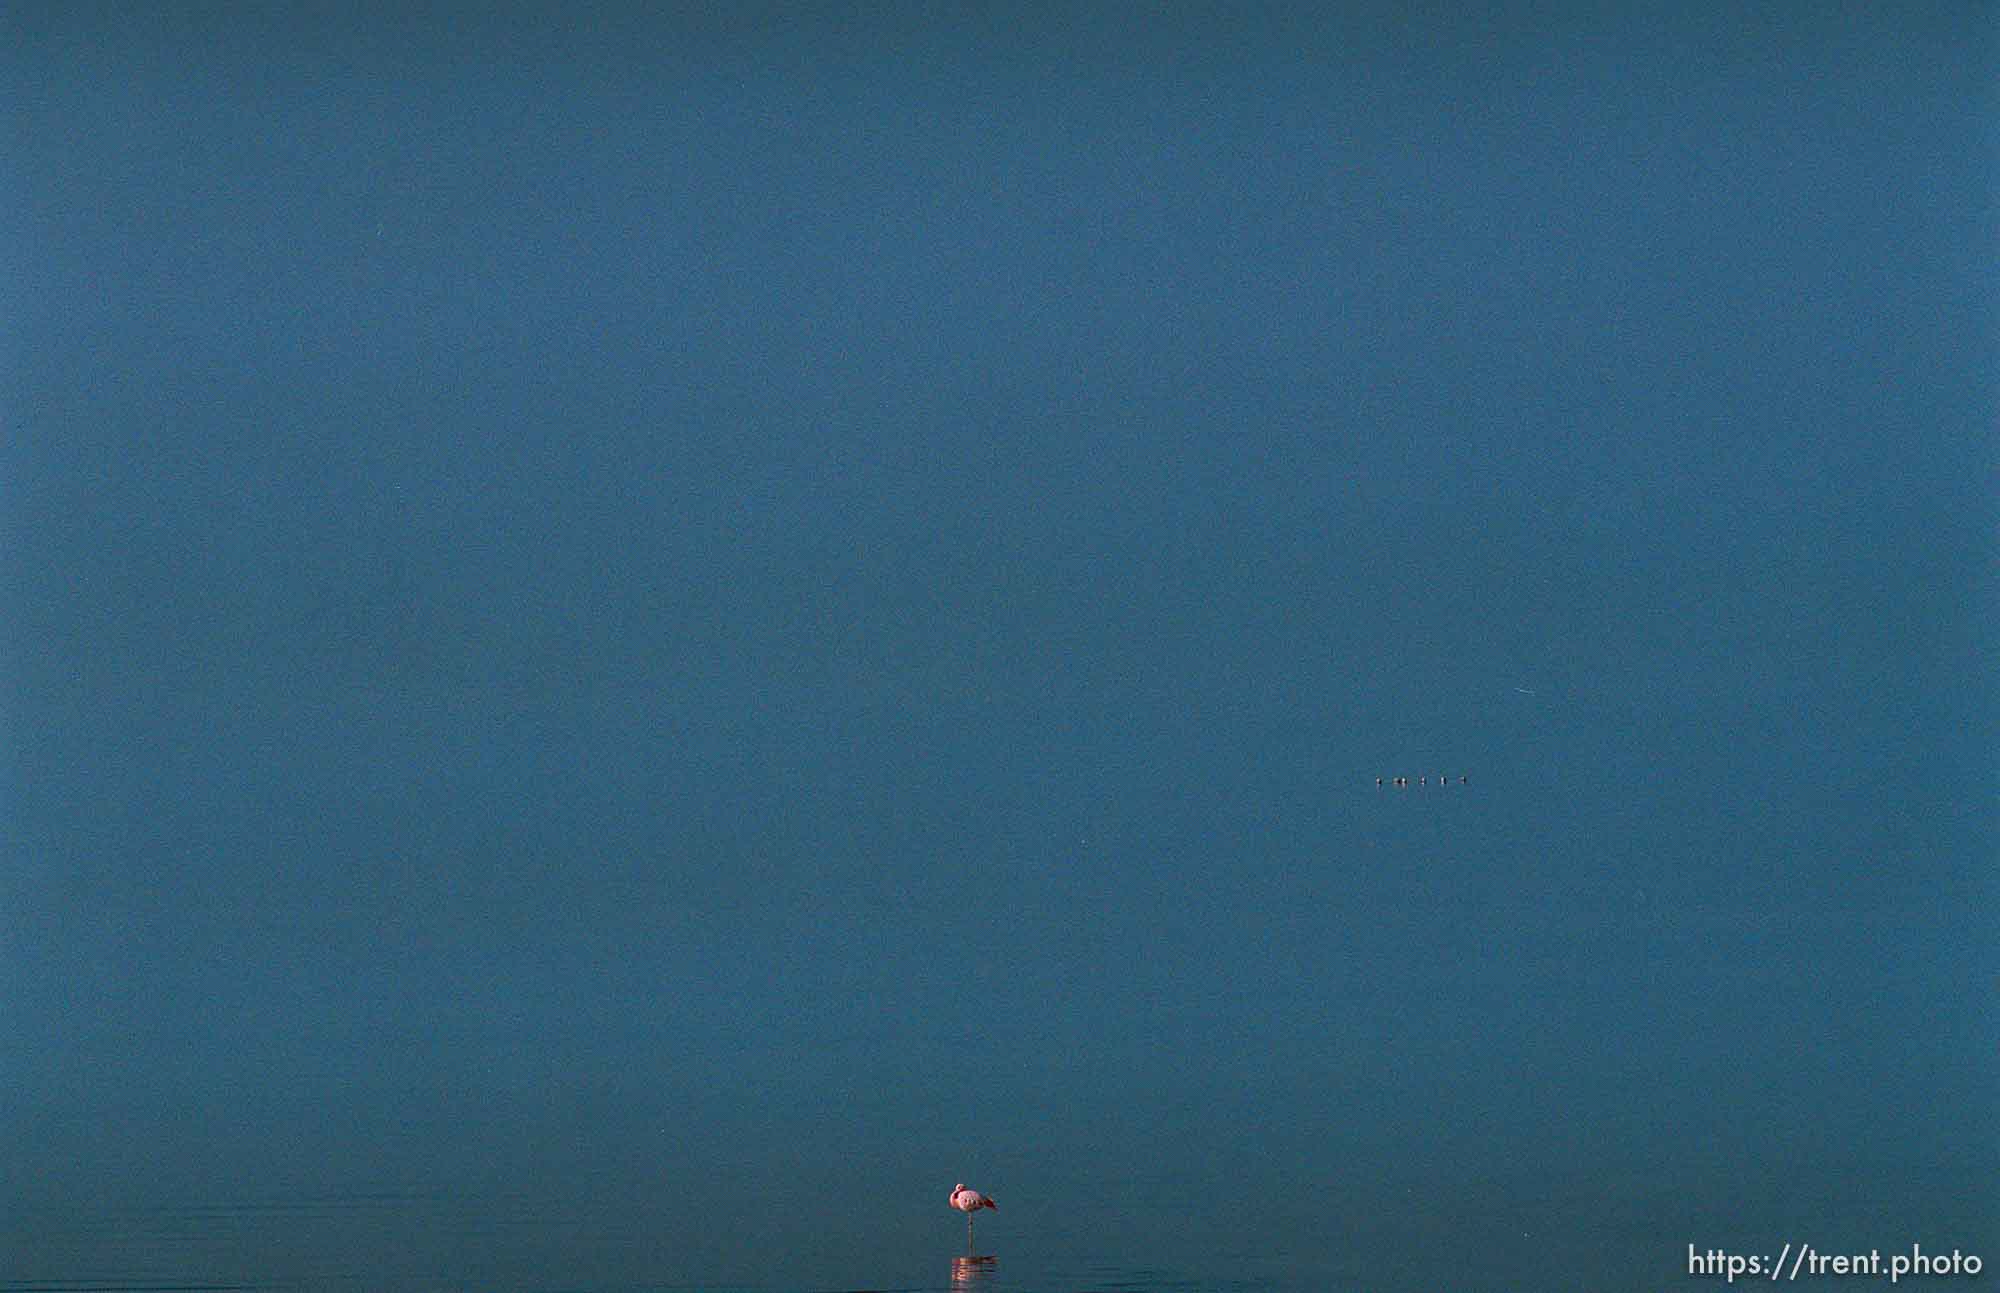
<box><xmin>952</xmin><ymin>1254</ymin><xmax>997</xmax><ymax>1286</ymax></box>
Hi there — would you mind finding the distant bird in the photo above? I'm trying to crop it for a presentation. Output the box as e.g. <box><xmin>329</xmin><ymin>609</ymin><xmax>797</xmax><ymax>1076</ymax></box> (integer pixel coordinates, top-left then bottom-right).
<box><xmin>950</xmin><ymin>1183</ymin><xmax>997</xmax><ymax>1252</ymax></box>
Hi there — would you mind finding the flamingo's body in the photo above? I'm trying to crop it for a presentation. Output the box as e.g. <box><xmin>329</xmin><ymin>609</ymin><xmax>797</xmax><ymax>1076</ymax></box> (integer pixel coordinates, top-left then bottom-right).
<box><xmin>949</xmin><ymin>1183</ymin><xmax>997</xmax><ymax>1253</ymax></box>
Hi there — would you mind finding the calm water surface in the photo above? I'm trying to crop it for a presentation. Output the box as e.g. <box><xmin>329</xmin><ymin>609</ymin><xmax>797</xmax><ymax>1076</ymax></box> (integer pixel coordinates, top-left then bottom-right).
<box><xmin>3</xmin><ymin>1197</ymin><xmax>1311</xmax><ymax>1293</ymax></box>
<box><xmin>8</xmin><ymin>1174</ymin><xmax>1993</xmax><ymax>1290</ymax></box>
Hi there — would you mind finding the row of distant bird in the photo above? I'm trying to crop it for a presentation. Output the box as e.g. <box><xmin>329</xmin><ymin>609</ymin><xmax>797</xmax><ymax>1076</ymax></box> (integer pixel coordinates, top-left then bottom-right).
<box><xmin>1378</xmin><ymin>775</ymin><xmax>1467</xmax><ymax>787</ymax></box>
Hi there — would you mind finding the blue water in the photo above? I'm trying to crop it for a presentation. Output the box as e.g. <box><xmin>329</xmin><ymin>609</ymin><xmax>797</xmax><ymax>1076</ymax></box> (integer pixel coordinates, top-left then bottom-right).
<box><xmin>0</xmin><ymin>1187</ymin><xmax>1471</xmax><ymax>1291</ymax></box>
<box><xmin>8</xmin><ymin>1170</ymin><xmax>1995</xmax><ymax>1290</ymax></box>
<box><xmin>0</xmin><ymin>1207</ymin><xmax>1308</xmax><ymax>1293</ymax></box>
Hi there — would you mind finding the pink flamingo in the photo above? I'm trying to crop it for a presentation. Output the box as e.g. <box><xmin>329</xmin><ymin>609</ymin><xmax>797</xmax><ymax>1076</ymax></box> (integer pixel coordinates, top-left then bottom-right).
<box><xmin>949</xmin><ymin>1183</ymin><xmax>997</xmax><ymax>1252</ymax></box>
